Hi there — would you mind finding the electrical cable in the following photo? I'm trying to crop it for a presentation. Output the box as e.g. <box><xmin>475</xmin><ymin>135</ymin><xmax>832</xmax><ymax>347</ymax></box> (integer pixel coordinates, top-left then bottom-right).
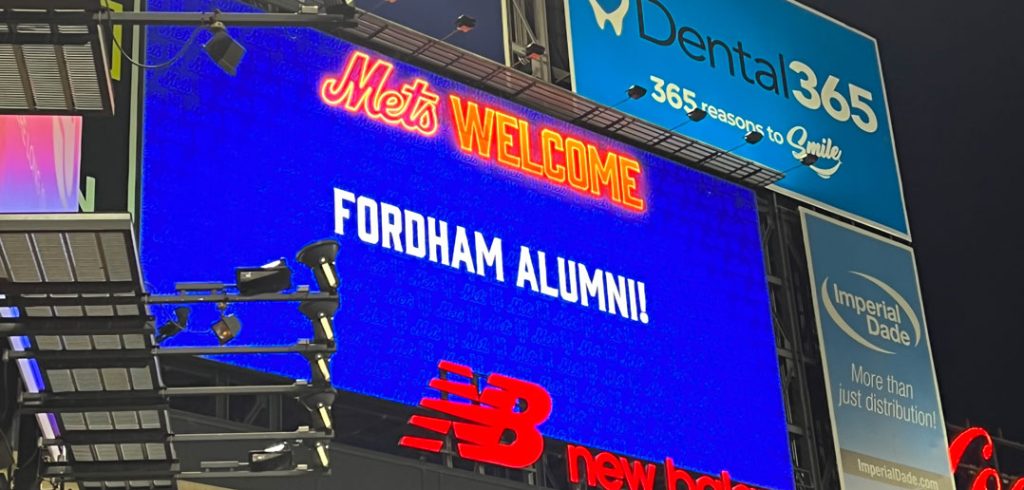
<box><xmin>101</xmin><ymin>0</ymin><xmax>207</xmax><ymax>70</ymax></box>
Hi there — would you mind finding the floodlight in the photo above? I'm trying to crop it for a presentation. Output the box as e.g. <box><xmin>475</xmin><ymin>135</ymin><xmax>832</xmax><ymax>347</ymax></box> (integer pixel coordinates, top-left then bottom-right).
<box><xmin>626</xmin><ymin>85</ymin><xmax>647</xmax><ymax>100</ymax></box>
<box><xmin>304</xmin><ymin>352</ymin><xmax>332</xmax><ymax>385</ymax></box>
<box><xmin>455</xmin><ymin>14</ymin><xmax>477</xmax><ymax>32</ymax></box>
<box><xmin>524</xmin><ymin>42</ymin><xmax>546</xmax><ymax>60</ymax></box>
<box><xmin>744</xmin><ymin>131</ymin><xmax>764</xmax><ymax>145</ymax></box>
<box><xmin>300</xmin><ymin>391</ymin><xmax>336</xmax><ymax>433</ymax></box>
<box><xmin>249</xmin><ymin>443</ymin><xmax>294</xmax><ymax>472</ymax></box>
<box><xmin>236</xmin><ymin>258</ymin><xmax>293</xmax><ymax>295</ymax></box>
<box><xmin>687</xmin><ymin>108</ymin><xmax>708</xmax><ymax>122</ymax></box>
<box><xmin>300</xmin><ymin>300</ymin><xmax>339</xmax><ymax>344</ymax></box>
<box><xmin>155</xmin><ymin>307</ymin><xmax>190</xmax><ymax>342</ymax></box>
<box><xmin>315</xmin><ymin>441</ymin><xmax>330</xmax><ymax>469</ymax></box>
<box><xmin>203</xmin><ymin>22</ymin><xmax>246</xmax><ymax>76</ymax></box>
<box><xmin>798</xmin><ymin>152</ymin><xmax>819</xmax><ymax>166</ymax></box>
<box><xmin>210</xmin><ymin>314</ymin><xmax>242</xmax><ymax>344</ymax></box>
<box><xmin>296</xmin><ymin>240</ymin><xmax>340</xmax><ymax>294</ymax></box>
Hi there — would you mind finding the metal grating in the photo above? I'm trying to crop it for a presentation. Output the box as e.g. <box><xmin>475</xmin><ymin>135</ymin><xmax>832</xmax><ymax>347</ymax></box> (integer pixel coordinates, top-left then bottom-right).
<box><xmin>85</xmin><ymin>411</ymin><xmax>113</xmax><ymax>430</ymax></box>
<box><xmin>0</xmin><ymin>214</ymin><xmax>175</xmax><ymax>487</ymax></box>
<box><xmin>337</xmin><ymin>13</ymin><xmax>783</xmax><ymax>188</ymax></box>
<box><xmin>57</xmin><ymin>409</ymin><xmax>166</xmax><ymax>432</ymax></box>
<box><xmin>0</xmin><ymin>4</ymin><xmax>114</xmax><ymax>115</ymax></box>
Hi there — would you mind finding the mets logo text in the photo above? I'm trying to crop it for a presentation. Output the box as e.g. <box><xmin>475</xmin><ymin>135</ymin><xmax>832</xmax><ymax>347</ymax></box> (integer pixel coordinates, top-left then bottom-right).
<box><xmin>398</xmin><ymin>360</ymin><xmax>553</xmax><ymax>468</ymax></box>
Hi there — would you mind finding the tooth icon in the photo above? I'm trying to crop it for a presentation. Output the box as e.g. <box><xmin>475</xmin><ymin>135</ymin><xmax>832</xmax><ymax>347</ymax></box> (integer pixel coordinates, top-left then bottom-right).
<box><xmin>588</xmin><ymin>0</ymin><xmax>630</xmax><ymax>36</ymax></box>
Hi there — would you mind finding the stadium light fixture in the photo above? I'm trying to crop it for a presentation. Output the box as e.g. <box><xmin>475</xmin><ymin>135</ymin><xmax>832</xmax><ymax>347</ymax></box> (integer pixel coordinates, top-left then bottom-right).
<box><xmin>645</xmin><ymin>108</ymin><xmax>708</xmax><ymax>147</ymax></box>
<box><xmin>203</xmin><ymin>21</ymin><xmax>246</xmax><ymax>76</ymax></box>
<box><xmin>249</xmin><ymin>442</ymin><xmax>294</xmax><ymax>472</ymax></box>
<box><xmin>236</xmin><ymin>258</ymin><xmax>293</xmax><ymax>296</ymax></box>
<box><xmin>315</xmin><ymin>441</ymin><xmax>330</xmax><ymax>469</ymax></box>
<box><xmin>300</xmin><ymin>391</ymin><xmax>336</xmax><ymax>433</ymax></box>
<box><xmin>304</xmin><ymin>352</ymin><xmax>332</xmax><ymax>385</ymax></box>
<box><xmin>626</xmin><ymin>85</ymin><xmax>647</xmax><ymax>100</ymax></box>
<box><xmin>524</xmin><ymin>42</ymin><xmax>546</xmax><ymax>60</ymax></box>
<box><xmin>512</xmin><ymin>42</ymin><xmax>547</xmax><ymax>68</ymax></box>
<box><xmin>155</xmin><ymin>307</ymin><xmax>190</xmax><ymax>343</ymax></box>
<box><xmin>455</xmin><ymin>14</ymin><xmax>476</xmax><ymax>32</ymax></box>
<box><xmin>781</xmin><ymin>152</ymin><xmax>821</xmax><ymax>175</ymax></box>
<box><xmin>210</xmin><ymin>310</ymin><xmax>242</xmax><ymax>345</ymax></box>
<box><xmin>693</xmin><ymin>131</ymin><xmax>765</xmax><ymax>169</ymax></box>
<box><xmin>687</xmin><ymin>108</ymin><xmax>708</xmax><ymax>122</ymax></box>
<box><xmin>744</xmin><ymin>130</ymin><xmax>765</xmax><ymax>145</ymax></box>
<box><xmin>798</xmin><ymin>152</ymin><xmax>819</xmax><ymax>166</ymax></box>
<box><xmin>299</xmin><ymin>300</ymin><xmax>338</xmax><ymax>345</ymax></box>
<box><xmin>297</xmin><ymin>240</ymin><xmax>340</xmax><ymax>294</ymax></box>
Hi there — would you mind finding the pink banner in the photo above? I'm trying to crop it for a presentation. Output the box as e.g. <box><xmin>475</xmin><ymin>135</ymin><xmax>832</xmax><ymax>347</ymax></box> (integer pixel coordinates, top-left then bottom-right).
<box><xmin>0</xmin><ymin>115</ymin><xmax>82</xmax><ymax>212</ymax></box>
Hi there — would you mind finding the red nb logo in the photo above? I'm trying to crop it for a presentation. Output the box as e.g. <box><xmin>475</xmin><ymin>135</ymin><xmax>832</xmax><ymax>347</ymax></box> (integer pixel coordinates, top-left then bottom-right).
<box><xmin>398</xmin><ymin>360</ymin><xmax>553</xmax><ymax>469</ymax></box>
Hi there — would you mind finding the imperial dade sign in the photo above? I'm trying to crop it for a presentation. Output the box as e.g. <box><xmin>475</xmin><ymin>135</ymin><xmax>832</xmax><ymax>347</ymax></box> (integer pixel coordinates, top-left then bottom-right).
<box><xmin>801</xmin><ymin>209</ymin><xmax>952</xmax><ymax>489</ymax></box>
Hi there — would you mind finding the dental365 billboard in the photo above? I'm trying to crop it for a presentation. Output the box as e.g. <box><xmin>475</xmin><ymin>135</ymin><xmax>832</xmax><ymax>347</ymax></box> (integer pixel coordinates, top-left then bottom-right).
<box><xmin>566</xmin><ymin>0</ymin><xmax>910</xmax><ymax>238</ymax></box>
<box><xmin>801</xmin><ymin>210</ymin><xmax>952</xmax><ymax>490</ymax></box>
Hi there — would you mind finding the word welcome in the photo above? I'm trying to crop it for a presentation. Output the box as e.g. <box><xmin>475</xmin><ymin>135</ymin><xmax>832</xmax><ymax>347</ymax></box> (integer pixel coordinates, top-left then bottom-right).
<box><xmin>448</xmin><ymin>95</ymin><xmax>645</xmax><ymax>212</ymax></box>
<box><xmin>320</xmin><ymin>50</ymin><xmax>647</xmax><ymax>213</ymax></box>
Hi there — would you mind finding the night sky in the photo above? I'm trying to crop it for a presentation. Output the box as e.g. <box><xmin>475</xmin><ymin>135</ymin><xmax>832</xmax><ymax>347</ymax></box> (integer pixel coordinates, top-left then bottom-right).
<box><xmin>798</xmin><ymin>0</ymin><xmax>1024</xmax><ymax>444</ymax></box>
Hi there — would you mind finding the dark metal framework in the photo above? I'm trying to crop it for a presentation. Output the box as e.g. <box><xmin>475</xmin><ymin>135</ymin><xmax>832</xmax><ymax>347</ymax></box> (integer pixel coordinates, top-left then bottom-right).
<box><xmin>0</xmin><ymin>214</ymin><xmax>340</xmax><ymax>488</ymax></box>
<box><xmin>0</xmin><ymin>213</ymin><xmax>176</xmax><ymax>489</ymax></box>
<box><xmin>0</xmin><ymin>0</ymin><xmax>115</xmax><ymax>115</ymax></box>
<box><xmin>107</xmin><ymin>0</ymin><xmax>782</xmax><ymax>190</ymax></box>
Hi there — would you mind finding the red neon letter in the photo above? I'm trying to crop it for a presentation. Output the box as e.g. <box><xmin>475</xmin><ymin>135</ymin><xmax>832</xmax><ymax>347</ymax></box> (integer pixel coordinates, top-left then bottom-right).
<box><xmin>620</xmin><ymin>456</ymin><xmax>657</xmax><ymax>490</ymax></box>
<box><xmin>321</xmin><ymin>51</ymin><xmax>439</xmax><ymax>137</ymax></box>
<box><xmin>949</xmin><ymin>426</ymin><xmax>994</xmax><ymax>473</ymax></box>
<box><xmin>519</xmin><ymin>119</ymin><xmax>544</xmax><ymax>177</ymax></box>
<box><xmin>321</xmin><ymin>51</ymin><xmax>390</xmax><ymax>113</ymax></box>
<box><xmin>565</xmin><ymin>137</ymin><xmax>590</xmax><ymax>193</ymax></box>
<box><xmin>567</xmin><ymin>444</ymin><xmax>598</xmax><ymax>487</ymax></box>
<box><xmin>588</xmin><ymin>144</ymin><xmax>623</xmax><ymax>204</ymax></box>
<box><xmin>541</xmin><ymin>129</ymin><xmax>566</xmax><ymax>183</ymax></box>
<box><xmin>595</xmin><ymin>451</ymin><xmax>624</xmax><ymax>490</ymax></box>
<box><xmin>619</xmin><ymin>156</ymin><xmax>646</xmax><ymax>212</ymax></box>
<box><xmin>449</xmin><ymin>95</ymin><xmax>495</xmax><ymax>157</ymax></box>
<box><xmin>494</xmin><ymin>111</ymin><xmax>522</xmax><ymax>169</ymax></box>
<box><xmin>400</xmin><ymin>79</ymin><xmax>441</xmax><ymax>135</ymax></box>
<box><xmin>665</xmin><ymin>457</ymin><xmax>696</xmax><ymax>490</ymax></box>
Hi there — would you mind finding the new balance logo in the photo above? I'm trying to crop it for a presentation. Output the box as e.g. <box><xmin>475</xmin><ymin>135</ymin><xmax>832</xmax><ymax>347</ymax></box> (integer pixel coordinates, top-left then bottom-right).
<box><xmin>398</xmin><ymin>360</ymin><xmax>552</xmax><ymax>469</ymax></box>
<box><xmin>588</xmin><ymin>0</ymin><xmax>630</xmax><ymax>36</ymax></box>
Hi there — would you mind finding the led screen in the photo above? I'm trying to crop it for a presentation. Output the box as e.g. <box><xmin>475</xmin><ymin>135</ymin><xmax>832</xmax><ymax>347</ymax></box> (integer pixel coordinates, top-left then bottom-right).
<box><xmin>0</xmin><ymin>115</ymin><xmax>81</xmax><ymax>213</ymax></box>
<box><xmin>142</xmin><ymin>8</ymin><xmax>792</xmax><ymax>489</ymax></box>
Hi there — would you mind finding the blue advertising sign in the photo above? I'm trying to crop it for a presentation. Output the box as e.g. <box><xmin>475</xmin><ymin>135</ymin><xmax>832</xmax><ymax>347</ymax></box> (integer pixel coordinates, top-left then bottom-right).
<box><xmin>566</xmin><ymin>0</ymin><xmax>910</xmax><ymax>238</ymax></box>
<box><xmin>142</xmin><ymin>9</ymin><xmax>793</xmax><ymax>489</ymax></box>
<box><xmin>801</xmin><ymin>210</ymin><xmax>952</xmax><ymax>490</ymax></box>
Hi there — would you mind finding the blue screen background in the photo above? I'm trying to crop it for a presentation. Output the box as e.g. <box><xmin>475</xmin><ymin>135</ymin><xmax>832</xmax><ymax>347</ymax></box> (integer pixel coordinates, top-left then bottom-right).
<box><xmin>142</xmin><ymin>5</ymin><xmax>794</xmax><ymax>488</ymax></box>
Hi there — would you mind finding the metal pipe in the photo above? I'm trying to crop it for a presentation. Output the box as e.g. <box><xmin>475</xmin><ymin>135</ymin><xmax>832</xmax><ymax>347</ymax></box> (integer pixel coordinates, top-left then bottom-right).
<box><xmin>97</xmin><ymin>11</ymin><xmax>353</xmax><ymax>27</ymax></box>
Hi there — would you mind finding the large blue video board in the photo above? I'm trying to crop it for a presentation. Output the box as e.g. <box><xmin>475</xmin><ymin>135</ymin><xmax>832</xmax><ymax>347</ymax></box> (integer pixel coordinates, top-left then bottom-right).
<box><xmin>142</xmin><ymin>5</ymin><xmax>793</xmax><ymax>488</ymax></box>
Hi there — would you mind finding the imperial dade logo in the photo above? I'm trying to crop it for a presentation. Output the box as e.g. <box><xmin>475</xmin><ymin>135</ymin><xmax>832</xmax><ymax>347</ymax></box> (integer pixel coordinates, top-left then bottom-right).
<box><xmin>398</xmin><ymin>360</ymin><xmax>552</xmax><ymax>469</ymax></box>
<box><xmin>588</xmin><ymin>0</ymin><xmax>630</xmax><ymax>36</ymax></box>
<box><xmin>820</xmin><ymin>271</ymin><xmax>922</xmax><ymax>355</ymax></box>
